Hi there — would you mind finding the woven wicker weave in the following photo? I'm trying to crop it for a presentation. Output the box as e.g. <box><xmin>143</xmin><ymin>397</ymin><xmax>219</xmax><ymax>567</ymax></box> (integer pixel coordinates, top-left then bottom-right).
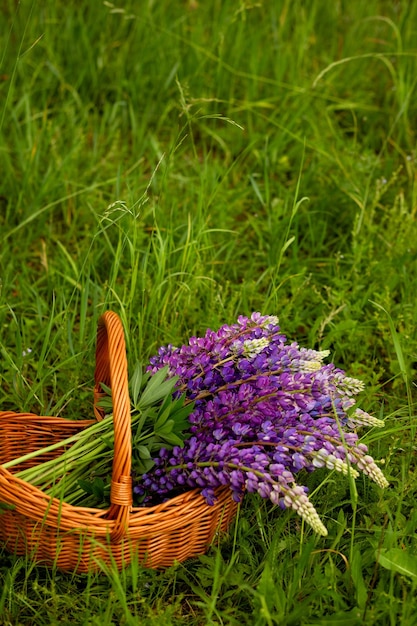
<box><xmin>0</xmin><ymin>311</ymin><xmax>237</xmax><ymax>572</ymax></box>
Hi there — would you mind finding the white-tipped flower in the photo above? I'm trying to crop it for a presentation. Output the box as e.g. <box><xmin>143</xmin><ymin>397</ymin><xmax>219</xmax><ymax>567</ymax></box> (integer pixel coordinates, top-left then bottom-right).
<box><xmin>335</xmin><ymin>374</ymin><xmax>366</xmax><ymax>396</ymax></box>
<box><xmin>283</xmin><ymin>485</ymin><xmax>328</xmax><ymax>536</ymax></box>
<box><xmin>297</xmin><ymin>359</ymin><xmax>325</xmax><ymax>373</ymax></box>
<box><xmin>347</xmin><ymin>408</ymin><xmax>385</xmax><ymax>429</ymax></box>
<box><xmin>356</xmin><ymin>455</ymin><xmax>389</xmax><ymax>488</ymax></box>
<box><xmin>299</xmin><ymin>348</ymin><xmax>331</xmax><ymax>362</ymax></box>
<box><xmin>241</xmin><ymin>337</ymin><xmax>270</xmax><ymax>358</ymax></box>
<box><xmin>312</xmin><ymin>449</ymin><xmax>359</xmax><ymax>478</ymax></box>
<box><xmin>291</xmin><ymin>348</ymin><xmax>331</xmax><ymax>372</ymax></box>
<box><xmin>260</xmin><ymin>315</ymin><xmax>280</xmax><ymax>327</ymax></box>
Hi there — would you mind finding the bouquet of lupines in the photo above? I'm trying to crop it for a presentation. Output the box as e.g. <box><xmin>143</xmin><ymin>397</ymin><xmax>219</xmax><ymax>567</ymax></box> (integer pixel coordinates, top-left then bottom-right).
<box><xmin>12</xmin><ymin>313</ymin><xmax>388</xmax><ymax>536</ymax></box>
<box><xmin>134</xmin><ymin>313</ymin><xmax>388</xmax><ymax>536</ymax></box>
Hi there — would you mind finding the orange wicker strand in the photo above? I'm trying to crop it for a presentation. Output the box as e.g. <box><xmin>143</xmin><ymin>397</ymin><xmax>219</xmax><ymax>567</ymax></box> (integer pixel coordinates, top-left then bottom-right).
<box><xmin>95</xmin><ymin>312</ymin><xmax>133</xmax><ymax>541</ymax></box>
<box><xmin>0</xmin><ymin>311</ymin><xmax>238</xmax><ymax>572</ymax></box>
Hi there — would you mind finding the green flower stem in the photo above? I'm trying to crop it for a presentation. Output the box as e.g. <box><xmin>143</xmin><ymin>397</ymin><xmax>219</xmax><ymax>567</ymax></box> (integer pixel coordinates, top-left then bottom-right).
<box><xmin>16</xmin><ymin>440</ymin><xmax>112</xmax><ymax>499</ymax></box>
<box><xmin>6</xmin><ymin>414</ymin><xmax>134</xmax><ymax>501</ymax></box>
<box><xmin>4</xmin><ymin>394</ymin><xmax>167</xmax><ymax>504</ymax></box>
<box><xmin>2</xmin><ymin>416</ymin><xmax>113</xmax><ymax>471</ymax></box>
<box><xmin>16</xmin><ymin>436</ymin><xmax>110</xmax><ymax>486</ymax></box>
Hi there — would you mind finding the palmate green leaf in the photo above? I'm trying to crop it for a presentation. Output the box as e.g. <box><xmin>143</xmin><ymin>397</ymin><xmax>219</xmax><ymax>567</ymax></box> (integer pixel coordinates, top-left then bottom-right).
<box><xmin>156</xmin><ymin>390</ymin><xmax>194</xmax><ymax>427</ymax></box>
<box><xmin>158</xmin><ymin>431</ymin><xmax>186</xmax><ymax>447</ymax></box>
<box><xmin>133</xmin><ymin>366</ymin><xmax>194</xmax><ymax>449</ymax></box>
<box><xmin>136</xmin><ymin>365</ymin><xmax>179</xmax><ymax>409</ymax></box>
<box><xmin>96</xmin><ymin>382</ymin><xmax>114</xmax><ymax>411</ymax></box>
<box><xmin>152</xmin><ymin>394</ymin><xmax>194</xmax><ymax>446</ymax></box>
<box><xmin>135</xmin><ymin>444</ymin><xmax>151</xmax><ymax>460</ymax></box>
<box><xmin>156</xmin><ymin>419</ymin><xmax>175</xmax><ymax>435</ymax></box>
<box><xmin>100</xmin><ymin>382</ymin><xmax>112</xmax><ymax>396</ymax></box>
<box><xmin>133</xmin><ymin>457</ymin><xmax>156</xmax><ymax>476</ymax></box>
<box><xmin>131</xmin><ymin>407</ymin><xmax>154</xmax><ymax>440</ymax></box>
<box><xmin>96</xmin><ymin>397</ymin><xmax>114</xmax><ymax>411</ymax></box>
<box><xmin>130</xmin><ymin>362</ymin><xmax>143</xmax><ymax>407</ymax></box>
<box><xmin>154</xmin><ymin>403</ymin><xmax>175</xmax><ymax>430</ymax></box>
<box><xmin>169</xmin><ymin>399</ymin><xmax>195</xmax><ymax>434</ymax></box>
<box><xmin>134</xmin><ymin>434</ymin><xmax>158</xmax><ymax>451</ymax></box>
<box><xmin>78</xmin><ymin>477</ymin><xmax>109</xmax><ymax>501</ymax></box>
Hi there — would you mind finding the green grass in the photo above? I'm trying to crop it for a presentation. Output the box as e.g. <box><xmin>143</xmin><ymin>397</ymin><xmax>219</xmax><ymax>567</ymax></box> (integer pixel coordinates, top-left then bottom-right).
<box><xmin>1</xmin><ymin>0</ymin><xmax>417</xmax><ymax>623</ymax></box>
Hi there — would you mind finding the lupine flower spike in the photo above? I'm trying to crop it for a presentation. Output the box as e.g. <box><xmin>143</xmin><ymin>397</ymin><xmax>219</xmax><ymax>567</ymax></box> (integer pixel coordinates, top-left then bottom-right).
<box><xmin>134</xmin><ymin>313</ymin><xmax>388</xmax><ymax>536</ymax></box>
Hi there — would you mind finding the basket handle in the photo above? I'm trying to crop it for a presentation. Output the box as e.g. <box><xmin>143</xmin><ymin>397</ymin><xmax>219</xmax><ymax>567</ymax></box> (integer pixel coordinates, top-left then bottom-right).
<box><xmin>94</xmin><ymin>311</ymin><xmax>132</xmax><ymax>541</ymax></box>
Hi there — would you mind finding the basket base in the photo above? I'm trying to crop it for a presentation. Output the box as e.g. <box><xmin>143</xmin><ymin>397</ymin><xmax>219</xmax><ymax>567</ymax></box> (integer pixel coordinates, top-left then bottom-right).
<box><xmin>0</xmin><ymin>490</ymin><xmax>238</xmax><ymax>573</ymax></box>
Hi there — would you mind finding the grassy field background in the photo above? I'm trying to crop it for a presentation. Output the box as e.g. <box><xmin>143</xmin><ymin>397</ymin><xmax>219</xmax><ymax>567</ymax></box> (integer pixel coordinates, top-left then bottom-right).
<box><xmin>1</xmin><ymin>1</ymin><xmax>417</xmax><ymax>624</ymax></box>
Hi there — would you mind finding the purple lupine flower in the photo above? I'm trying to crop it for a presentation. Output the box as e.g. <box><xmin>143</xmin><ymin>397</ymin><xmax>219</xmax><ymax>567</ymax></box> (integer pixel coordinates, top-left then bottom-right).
<box><xmin>134</xmin><ymin>313</ymin><xmax>388</xmax><ymax>535</ymax></box>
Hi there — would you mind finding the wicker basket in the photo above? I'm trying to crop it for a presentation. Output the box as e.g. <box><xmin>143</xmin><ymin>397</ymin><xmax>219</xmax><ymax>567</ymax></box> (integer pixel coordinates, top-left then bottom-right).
<box><xmin>0</xmin><ymin>311</ymin><xmax>238</xmax><ymax>573</ymax></box>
